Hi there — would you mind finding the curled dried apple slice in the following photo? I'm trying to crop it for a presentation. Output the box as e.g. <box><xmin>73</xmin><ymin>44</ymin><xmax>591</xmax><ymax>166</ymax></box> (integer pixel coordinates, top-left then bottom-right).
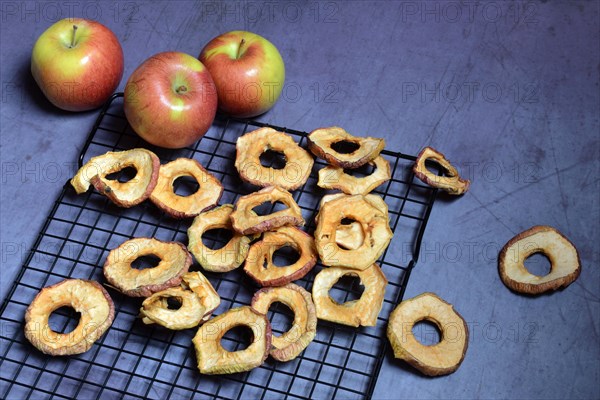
<box><xmin>499</xmin><ymin>225</ymin><xmax>581</xmax><ymax>295</ymax></box>
<box><xmin>103</xmin><ymin>238</ymin><xmax>192</xmax><ymax>297</ymax></box>
<box><xmin>193</xmin><ymin>306</ymin><xmax>271</xmax><ymax>374</ymax></box>
<box><xmin>149</xmin><ymin>158</ymin><xmax>223</xmax><ymax>219</ymax></box>
<box><xmin>231</xmin><ymin>186</ymin><xmax>305</xmax><ymax>235</ymax></box>
<box><xmin>251</xmin><ymin>283</ymin><xmax>317</xmax><ymax>362</ymax></box>
<box><xmin>388</xmin><ymin>292</ymin><xmax>469</xmax><ymax>376</ymax></box>
<box><xmin>308</xmin><ymin>126</ymin><xmax>385</xmax><ymax>168</ymax></box>
<box><xmin>182</xmin><ymin>271</ymin><xmax>221</xmax><ymax>321</ymax></box>
<box><xmin>315</xmin><ymin>195</ymin><xmax>392</xmax><ymax>270</ymax></box>
<box><xmin>24</xmin><ymin>279</ymin><xmax>114</xmax><ymax>355</ymax></box>
<box><xmin>71</xmin><ymin>148</ymin><xmax>160</xmax><ymax>207</ymax></box>
<box><xmin>413</xmin><ymin>146</ymin><xmax>470</xmax><ymax>195</ymax></box>
<box><xmin>140</xmin><ymin>287</ymin><xmax>206</xmax><ymax>330</ymax></box>
<box><xmin>244</xmin><ymin>227</ymin><xmax>317</xmax><ymax>287</ymax></box>
<box><xmin>188</xmin><ymin>205</ymin><xmax>256</xmax><ymax>273</ymax></box>
<box><xmin>235</xmin><ymin>127</ymin><xmax>314</xmax><ymax>190</ymax></box>
<box><xmin>317</xmin><ymin>155</ymin><xmax>391</xmax><ymax>195</ymax></box>
<box><xmin>312</xmin><ymin>264</ymin><xmax>387</xmax><ymax>327</ymax></box>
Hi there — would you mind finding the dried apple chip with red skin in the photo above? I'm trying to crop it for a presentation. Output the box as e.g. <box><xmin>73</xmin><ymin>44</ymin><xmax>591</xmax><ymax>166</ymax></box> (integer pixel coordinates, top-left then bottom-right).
<box><xmin>231</xmin><ymin>186</ymin><xmax>305</xmax><ymax>235</ymax></box>
<box><xmin>413</xmin><ymin>146</ymin><xmax>470</xmax><ymax>195</ymax></box>
<box><xmin>307</xmin><ymin>126</ymin><xmax>385</xmax><ymax>168</ymax></box>
<box><xmin>188</xmin><ymin>205</ymin><xmax>256</xmax><ymax>273</ymax></box>
<box><xmin>71</xmin><ymin>148</ymin><xmax>160</xmax><ymax>207</ymax></box>
<box><xmin>103</xmin><ymin>238</ymin><xmax>192</xmax><ymax>297</ymax></box>
<box><xmin>139</xmin><ymin>287</ymin><xmax>206</xmax><ymax>330</ymax></box>
<box><xmin>251</xmin><ymin>283</ymin><xmax>317</xmax><ymax>362</ymax></box>
<box><xmin>150</xmin><ymin>158</ymin><xmax>223</xmax><ymax>219</ymax></box>
<box><xmin>235</xmin><ymin>127</ymin><xmax>314</xmax><ymax>191</ymax></box>
<box><xmin>387</xmin><ymin>292</ymin><xmax>469</xmax><ymax>376</ymax></box>
<box><xmin>193</xmin><ymin>306</ymin><xmax>272</xmax><ymax>374</ymax></box>
<box><xmin>498</xmin><ymin>225</ymin><xmax>581</xmax><ymax>295</ymax></box>
<box><xmin>182</xmin><ymin>271</ymin><xmax>221</xmax><ymax>322</ymax></box>
<box><xmin>312</xmin><ymin>264</ymin><xmax>387</xmax><ymax>327</ymax></box>
<box><xmin>244</xmin><ymin>226</ymin><xmax>317</xmax><ymax>287</ymax></box>
<box><xmin>24</xmin><ymin>279</ymin><xmax>114</xmax><ymax>355</ymax></box>
<box><xmin>317</xmin><ymin>155</ymin><xmax>391</xmax><ymax>195</ymax></box>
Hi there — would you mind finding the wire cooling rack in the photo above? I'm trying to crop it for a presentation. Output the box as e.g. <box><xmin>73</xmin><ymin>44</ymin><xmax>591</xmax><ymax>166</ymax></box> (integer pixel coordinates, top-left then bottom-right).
<box><xmin>0</xmin><ymin>93</ymin><xmax>438</xmax><ymax>399</ymax></box>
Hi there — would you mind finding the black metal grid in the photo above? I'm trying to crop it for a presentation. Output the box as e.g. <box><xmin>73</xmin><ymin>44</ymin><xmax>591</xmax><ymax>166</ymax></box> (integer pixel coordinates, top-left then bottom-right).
<box><xmin>0</xmin><ymin>93</ymin><xmax>438</xmax><ymax>399</ymax></box>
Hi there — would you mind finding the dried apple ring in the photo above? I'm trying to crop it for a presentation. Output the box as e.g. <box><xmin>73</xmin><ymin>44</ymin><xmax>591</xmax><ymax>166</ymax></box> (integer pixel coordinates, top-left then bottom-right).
<box><xmin>71</xmin><ymin>148</ymin><xmax>160</xmax><ymax>207</ymax></box>
<box><xmin>312</xmin><ymin>264</ymin><xmax>387</xmax><ymax>327</ymax></box>
<box><xmin>413</xmin><ymin>146</ymin><xmax>470</xmax><ymax>195</ymax></box>
<box><xmin>188</xmin><ymin>205</ymin><xmax>256</xmax><ymax>272</ymax></box>
<box><xmin>149</xmin><ymin>158</ymin><xmax>223</xmax><ymax>218</ymax></box>
<box><xmin>182</xmin><ymin>272</ymin><xmax>221</xmax><ymax>321</ymax></box>
<box><xmin>24</xmin><ymin>279</ymin><xmax>114</xmax><ymax>355</ymax></box>
<box><xmin>103</xmin><ymin>238</ymin><xmax>192</xmax><ymax>297</ymax></box>
<box><xmin>140</xmin><ymin>287</ymin><xmax>206</xmax><ymax>330</ymax></box>
<box><xmin>231</xmin><ymin>186</ymin><xmax>305</xmax><ymax>235</ymax></box>
<box><xmin>317</xmin><ymin>156</ymin><xmax>391</xmax><ymax>195</ymax></box>
<box><xmin>498</xmin><ymin>225</ymin><xmax>581</xmax><ymax>295</ymax></box>
<box><xmin>235</xmin><ymin>127</ymin><xmax>314</xmax><ymax>190</ymax></box>
<box><xmin>308</xmin><ymin>126</ymin><xmax>385</xmax><ymax>168</ymax></box>
<box><xmin>315</xmin><ymin>195</ymin><xmax>392</xmax><ymax>270</ymax></box>
<box><xmin>387</xmin><ymin>292</ymin><xmax>469</xmax><ymax>376</ymax></box>
<box><xmin>193</xmin><ymin>306</ymin><xmax>272</xmax><ymax>374</ymax></box>
<box><xmin>244</xmin><ymin>227</ymin><xmax>317</xmax><ymax>287</ymax></box>
<box><xmin>251</xmin><ymin>283</ymin><xmax>317</xmax><ymax>361</ymax></box>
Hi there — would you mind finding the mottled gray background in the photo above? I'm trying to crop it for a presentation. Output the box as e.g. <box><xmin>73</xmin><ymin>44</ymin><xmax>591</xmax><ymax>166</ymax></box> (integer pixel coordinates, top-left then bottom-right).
<box><xmin>1</xmin><ymin>1</ymin><xmax>598</xmax><ymax>399</ymax></box>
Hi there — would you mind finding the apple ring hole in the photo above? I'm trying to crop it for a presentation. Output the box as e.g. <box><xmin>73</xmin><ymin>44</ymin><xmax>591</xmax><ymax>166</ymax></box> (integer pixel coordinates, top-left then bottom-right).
<box><xmin>412</xmin><ymin>319</ymin><xmax>442</xmax><ymax>346</ymax></box>
<box><xmin>271</xmin><ymin>245</ymin><xmax>301</xmax><ymax>267</ymax></box>
<box><xmin>343</xmin><ymin>163</ymin><xmax>376</xmax><ymax>178</ymax></box>
<box><xmin>524</xmin><ymin>252</ymin><xmax>552</xmax><ymax>277</ymax></box>
<box><xmin>251</xmin><ymin>200</ymin><xmax>289</xmax><ymax>216</ymax></box>
<box><xmin>105</xmin><ymin>166</ymin><xmax>138</xmax><ymax>183</ymax></box>
<box><xmin>173</xmin><ymin>176</ymin><xmax>199</xmax><ymax>197</ymax></box>
<box><xmin>331</xmin><ymin>140</ymin><xmax>361</xmax><ymax>154</ymax></box>
<box><xmin>48</xmin><ymin>306</ymin><xmax>81</xmax><ymax>334</ymax></box>
<box><xmin>131</xmin><ymin>254</ymin><xmax>162</xmax><ymax>270</ymax></box>
<box><xmin>220</xmin><ymin>325</ymin><xmax>254</xmax><ymax>352</ymax></box>
<box><xmin>424</xmin><ymin>158</ymin><xmax>450</xmax><ymax>177</ymax></box>
<box><xmin>201</xmin><ymin>228</ymin><xmax>235</xmax><ymax>250</ymax></box>
<box><xmin>259</xmin><ymin>149</ymin><xmax>288</xmax><ymax>170</ymax></box>
<box><xmin>267</xmin><ymin>302</ymin><xmax>295</xmax><ymax>336</ymax></box>
<box><xmin>166</xmin><ymin>296</ymin><xmax>183</xmax><ymax>310</ymax></box>
<box><xmin>329</xmin><ymin>274</ymin><xmax>365</xmax><ymax>304</ymax></box>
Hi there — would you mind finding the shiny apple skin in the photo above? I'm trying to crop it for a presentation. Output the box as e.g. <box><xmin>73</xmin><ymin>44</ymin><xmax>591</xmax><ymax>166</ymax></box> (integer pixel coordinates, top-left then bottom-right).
<box><xmin>31</xmin><ymin>18</ymin><xmax>124</xmax><ymax>112</ymax></box>
<box><xmin>123</xmin><ymin>52</ymin><xmax>218</xmax><ymax>149</ymax></box>
<box><xmin>199</xmin><ymin>31</ymin><xmax>285</xmax><ymax>118</ymax></box>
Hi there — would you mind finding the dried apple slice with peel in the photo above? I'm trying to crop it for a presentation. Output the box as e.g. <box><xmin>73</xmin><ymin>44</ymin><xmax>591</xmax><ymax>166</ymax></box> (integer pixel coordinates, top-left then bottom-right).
<box><xmin>308</xmin><ymin>126</ymin><xmax>385</xmax><ymax>168</ymax></box>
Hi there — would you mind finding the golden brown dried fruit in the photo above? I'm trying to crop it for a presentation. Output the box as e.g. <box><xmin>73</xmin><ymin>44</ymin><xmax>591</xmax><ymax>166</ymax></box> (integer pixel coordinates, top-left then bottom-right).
<box><xmin>498</xmin><ymin>225</ymin><xmax>581</xmax><ymax>295</ymax></box>
<box><xmin>140</xmin><ymin>287</ymin><xmax>206</xmax><ymax>330</ymax></box>
<box><xmin>413</xmin><ymin>147</ymin><xmax>470</xmax><ymax>195</ymax></box>
<box><xmin>193</xmin><ymin>306</ymin><xmax>272</xmax><ymax>374</ymax></box>
<box><xmin>71</xmin><ymin>148</ymin><xmax>160</xmax><ymax>207</ymax></box>
<box><xmin>188</xmin><ymin>205</ymin><xmax>256</xmax><ymax>272</ymax></box>
<box><xmin>251</xmin><ymin>283</ymin><xmax>317</xmax><ymax>362</ymax></box>
<box><xmin>317</xmin><ymin>156</ymin><xmax>391</xmax><ymax>195</ymax></box>
<box><xmin>244</xmin><ymin>227</ymin><xmax>317</xmax><ymax>287</ymax></box>
<box><xmin>149</xmin><ymin>158</ymin><xmax>223</xmax><ymax>218</ymax></box>
<box><xmin>182</xmin><ymin>272</ymin><xmax>221</xmax><ymax>322</ymax></box>
<box><xmin>312</xmin><ymin>264</ymin><xmax>387</xmax><ymax>327</ymax></box>
<box><xmin>103</xmin><ymin>238</ymin><xmax>192</xmax><ymax>297</ymax></box>
<box><xmin>315</xmin><ymin>195</ymin><xmax>392</xmax><ymax>270</ymax></box>
<box><xmin>308</xmin><ymin>126</ymin><xmax>385</xmax><ymax>168</ymax></box>
<box><xmin>387</xmin><ymin>292</ymin><xmax>469</xmax><ymax>376</ymax></box>
<box><xmin>24</xmin><ymin>279</ymin><xmax>114</xmax><ymax>355</ymax></box>
<box><xmin>235</xmin><ymin>127</ymin><xmax>314</xmax><ymax>190</ymax></box>
<box><xmin>231</xmin><ymin>186</ymin><xmax>305</xmax><ymax>235</ymax></box>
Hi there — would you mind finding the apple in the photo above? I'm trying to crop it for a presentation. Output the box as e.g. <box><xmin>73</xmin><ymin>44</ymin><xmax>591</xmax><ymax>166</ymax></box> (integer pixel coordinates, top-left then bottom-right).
<box><xmin>199</xmin><ymin>31</ymin><xmax>285</xmax><ymax>118</ymax></box>
<box><xmin>123</xmin><ymin>52</ymin><xmax>218</xmax><ymax>149</ymax></box>
<box><xmin>31</xmin><ymin>18</ymin><xmax>124</xmax><ymax>112</ymax></box>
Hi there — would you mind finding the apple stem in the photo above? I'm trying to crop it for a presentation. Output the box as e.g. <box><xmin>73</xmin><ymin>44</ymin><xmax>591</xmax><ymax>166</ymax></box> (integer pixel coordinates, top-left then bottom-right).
<box><xmin>176</xmin><ymin>85</ymin><xmax>187</xmax><ymax>94</ymax></box>
<box><xmin>70</xmin><ymin>25</ymin><xmax>78</xmax><ymax>48</ymax></box>
<box><xmin>236</xmin><ymin>39</ymin><xmax>246</xmax><ymax>59</ymax></box>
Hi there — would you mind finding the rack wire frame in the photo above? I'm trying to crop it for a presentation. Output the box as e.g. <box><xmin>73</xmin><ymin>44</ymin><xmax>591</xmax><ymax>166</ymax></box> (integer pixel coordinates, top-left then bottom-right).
<box><xmin>0</xmin><ymin>93</ymin><xmax>438</xmax><ymax>399</ymax></box>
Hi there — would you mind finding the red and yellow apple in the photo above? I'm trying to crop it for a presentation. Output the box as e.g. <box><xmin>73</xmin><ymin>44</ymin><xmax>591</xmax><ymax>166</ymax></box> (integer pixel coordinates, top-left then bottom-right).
<box><xmin>124</xmin><ymin>52</ymin><xmax>218</xmax><ymax>149</ymax></box>
<box><xmin>199</xmin><ymin>31</ymin><xmax>285</xmax><ymax>118</ymax></box>
<box><xmin>31</xmin><ymin>18</ymin><xmax>123</xmax><ymax>112</ymax></box>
